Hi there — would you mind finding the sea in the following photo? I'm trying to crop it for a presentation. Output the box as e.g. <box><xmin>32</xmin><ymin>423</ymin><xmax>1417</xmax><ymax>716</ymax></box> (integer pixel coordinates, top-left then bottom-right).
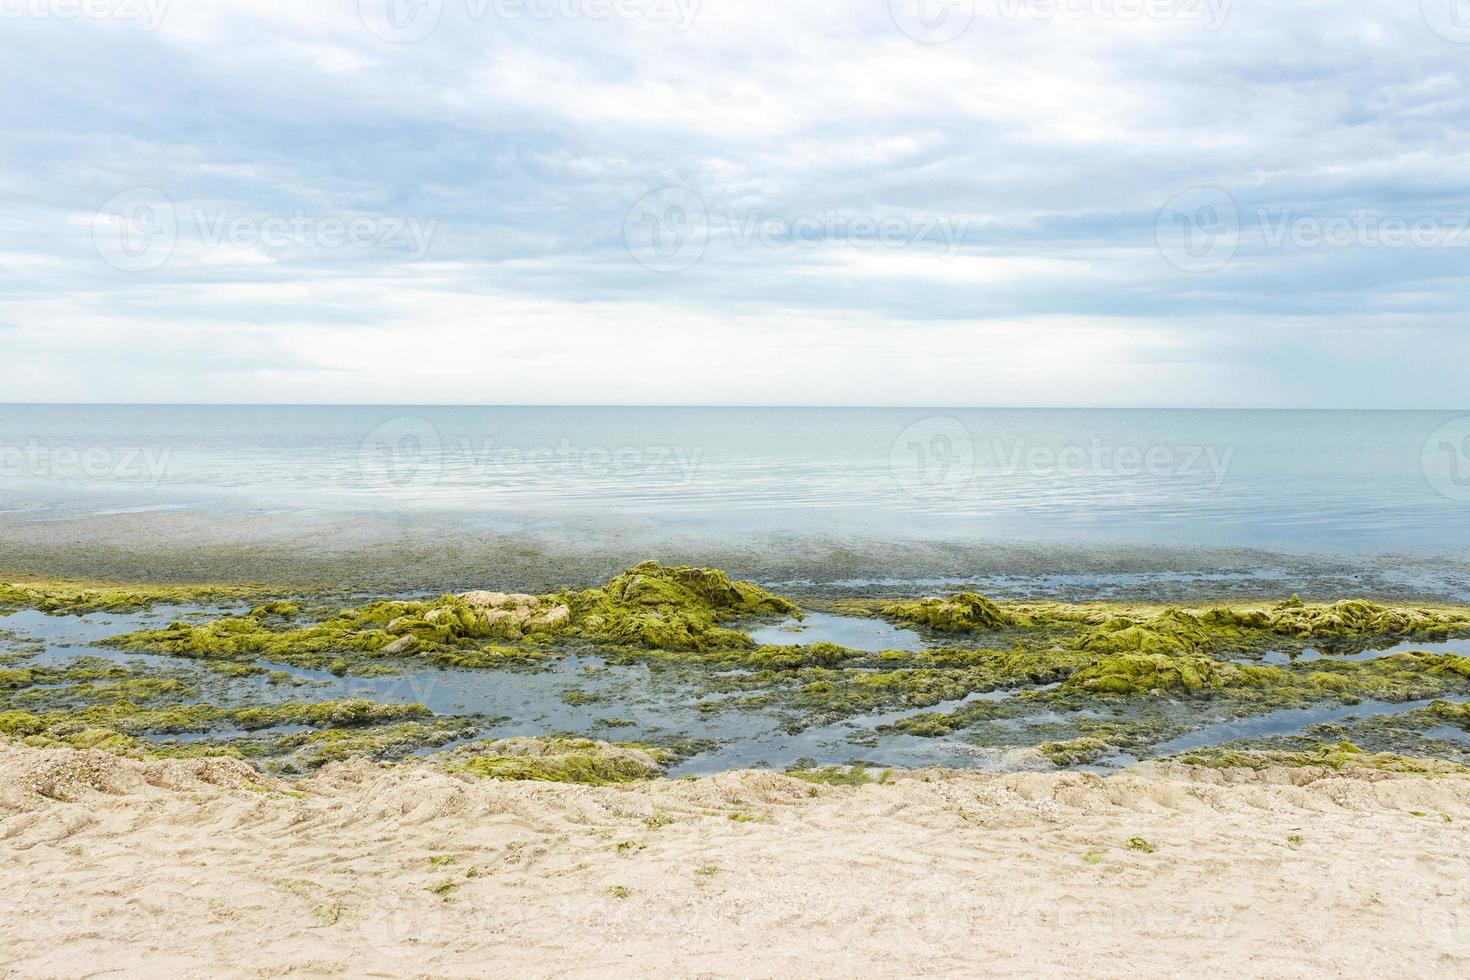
<box><xmin>1</xmin><ymin>405</ymin><xmax>1467</xmax><ymax>558</ymax></box>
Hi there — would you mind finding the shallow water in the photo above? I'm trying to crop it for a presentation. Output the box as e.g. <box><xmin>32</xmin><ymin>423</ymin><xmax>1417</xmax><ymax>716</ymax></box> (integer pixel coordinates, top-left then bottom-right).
<box><xmin>746</xmin><ymin>613</ymin><xmax>924</xmax><ymax>652</ymax></box>
<box><xmin>1149</xmin><ymin>699</ymin><xmax>1459</xmax><ymax>756</ymax></box>
<box><xmin>7</xmin><ymin>605</ymin><xmax>1469</xmax><ymax>775</ymax></box>
<box><xmin>1256</xmin><ymin>636</ymin><xmax>1470</xmax><ymax>666</ymax></box>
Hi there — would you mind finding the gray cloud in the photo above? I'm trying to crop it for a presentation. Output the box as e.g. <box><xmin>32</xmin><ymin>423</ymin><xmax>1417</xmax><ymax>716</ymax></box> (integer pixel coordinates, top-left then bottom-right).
<box><xmin>0</xmin><ymin>1</ymin><xmax>1466</xmax><ymax>405</ymax></box>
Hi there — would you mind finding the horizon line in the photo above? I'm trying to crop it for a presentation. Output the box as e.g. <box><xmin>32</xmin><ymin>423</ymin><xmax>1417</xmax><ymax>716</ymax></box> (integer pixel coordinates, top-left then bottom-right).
<box><xmin>0</xmin><ymin>403</ymin><xmax>1463</xmax><ymax>413</ymax></box>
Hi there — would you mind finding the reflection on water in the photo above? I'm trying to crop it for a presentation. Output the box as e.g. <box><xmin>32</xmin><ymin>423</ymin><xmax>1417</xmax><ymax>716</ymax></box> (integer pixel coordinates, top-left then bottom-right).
<box><xmin>1257</xmin><ymin>637</ymin><xmax>1470</xmax><ymax>666</ymax></box>
<box><xmin>1151</xmin><ymin>699</ymin><xmax>1446</xmax><ymax>756</ymax></box>
<box><xmin>747</xmin><ymin>613</ymin><xmax>924</xmax><ymax>652</ymax></box>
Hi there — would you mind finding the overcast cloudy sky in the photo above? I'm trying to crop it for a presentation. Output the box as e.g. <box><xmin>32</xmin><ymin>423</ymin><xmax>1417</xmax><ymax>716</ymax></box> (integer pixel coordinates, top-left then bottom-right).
<box><xmin>1</xmin><ymin>0</ymin><xmax>1467</xmax><ymax>406</ymax></box>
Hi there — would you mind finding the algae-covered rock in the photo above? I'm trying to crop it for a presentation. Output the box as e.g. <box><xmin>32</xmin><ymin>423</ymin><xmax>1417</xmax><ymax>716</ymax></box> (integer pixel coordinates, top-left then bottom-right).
<box><xmin>106</xmin><ymin>562</ymin><xmax>798</xmax><ymax>668</ymax></box>
<box><xmin>1263</xmin><ymin>598</ymin><xmax>1466</xmax><ymax>640</ymax></box>
<box><xmin>563</xmin><ymin>561</ymin><xmax>798</xmax><ymax>651</ymax></box>
<box><xmin>1063</xmin><ymin>653</ymin><xmax>1285</xmax><ymax>697</ymax></box>
<box><xmin>882</xmin><ymin>593</ymin><xmax>1014</xmax><ymax>633</ymax></box>
<box><xmin>1076</xmin><ymin>609</ymin><xmax>1232</xmax><ymax>657</ymax></box>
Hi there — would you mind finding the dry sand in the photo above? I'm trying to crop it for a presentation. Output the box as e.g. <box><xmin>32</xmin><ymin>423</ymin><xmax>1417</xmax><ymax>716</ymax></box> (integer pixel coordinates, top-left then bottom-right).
<box><xmin>2</xmin><ymin>744</ymin><xmax>1468</xmax><ymax>979</ymax></box>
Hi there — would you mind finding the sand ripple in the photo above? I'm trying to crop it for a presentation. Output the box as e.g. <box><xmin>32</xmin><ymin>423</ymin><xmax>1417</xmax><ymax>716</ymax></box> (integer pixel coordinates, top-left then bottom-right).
<box><xmin>3</xmin><ymin>744</ymin><xmax>1468</xmax><ymax>977</ymax></box>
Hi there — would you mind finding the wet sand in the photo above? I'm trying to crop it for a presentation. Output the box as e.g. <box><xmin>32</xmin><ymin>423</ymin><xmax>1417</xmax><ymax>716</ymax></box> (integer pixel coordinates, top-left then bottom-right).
<box><xmin>3</xmin><ymin>507</ymin><xmax>1470</xmax><ymax>603</ymax></box>
<box><xmin>3</xmin><ymin>743</ymin><xmax>1467</xmax><ymax>978</ymax></box>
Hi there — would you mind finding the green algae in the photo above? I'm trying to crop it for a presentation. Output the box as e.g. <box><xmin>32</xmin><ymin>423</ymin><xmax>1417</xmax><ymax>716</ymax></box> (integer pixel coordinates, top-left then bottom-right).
<box><xmin>0</xmin><ymin>578</ymin><xmax>266</xmax><ymax>615</ymax></box>
<box><xmin>442</xmin><ymin>736</ymin><xmax>668</xmax><ymax>784</ymax></box>
<box><xmin>1172</xmin><ymin>740</ymin><xmax>1470</xmax><ymax>775</ymax></box>
<box><xmin>562</xmin><ymin>561</ymin><xmax>797</xmax><ymax>651</ymax></box>
<box><xmin>784</xmin><ymin>765</ymin><xmax>891</xmax><ymax>786</ymax></box>
<box><xmin>1053</xmin><ymin>650</ymin><xmax>1470</xmax><ymax>707</ymax></box>
<box><xmin>1063</xmin><ymin>598</ymin><xmax>1470</xmax><ymax>660</ymax></box>
<box><xmin>881</xmin><ymin>593</ymin><xmax>1015</xmax><ymax>633</ymax></box>
<box><xmin>105</xmin><ymin>597</ymin><xmax>559</xmax><ymax>675</ymax></box>
<box><xmin>1037</xmin><ymin>737</ymin><xmax>1114</xmax><ymax>767</ymax></box>
<box><xmin>16</xmin><ymin>568</ymin><xmax>1470</xmax><ymax>778</ymax></box>
<box><xmin>104</xmin><ymin>562</ymin><xmax>799</xmax><ymax>675</ymax></box>
<box><xmin>0</xmin><ymin>698</ymin><xmax>433</xmax><ymax>755</ymax></box>
<box><xmin>251</xmin><ymin>720</ymin><xmax>477</xmax><ymax>771</ymax></box>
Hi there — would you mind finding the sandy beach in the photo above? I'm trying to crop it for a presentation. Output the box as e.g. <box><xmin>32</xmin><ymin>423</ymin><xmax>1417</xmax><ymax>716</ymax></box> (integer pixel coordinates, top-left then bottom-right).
<box><xmin>2</xmin><ymin>743</ymin><xmax>1466</xmax><ymax>979</ymax></box>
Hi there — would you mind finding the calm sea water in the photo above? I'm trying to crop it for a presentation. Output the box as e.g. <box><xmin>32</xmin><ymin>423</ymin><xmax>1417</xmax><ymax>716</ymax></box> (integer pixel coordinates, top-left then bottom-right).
<box><xmin>1</xmin><ymin>405</ymin><xmax>1468</xmax><ymax>557</ymax></box>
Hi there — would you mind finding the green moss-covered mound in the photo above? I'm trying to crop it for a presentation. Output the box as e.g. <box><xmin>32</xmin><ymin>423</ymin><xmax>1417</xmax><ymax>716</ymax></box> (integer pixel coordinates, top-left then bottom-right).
<box><xmin>881</xmin><ymin>593</ymin><xmax>1014</xmax><ymax>633</ymax></box>
<box><xmin>564</xmin><ymin>561</ymin><xmax>798</xmax><ymax>651</ymax></box>
<box><xmin>442</xmin><ymin>736</ymin><xmax>668</xmax><ymax>784</ymax></box>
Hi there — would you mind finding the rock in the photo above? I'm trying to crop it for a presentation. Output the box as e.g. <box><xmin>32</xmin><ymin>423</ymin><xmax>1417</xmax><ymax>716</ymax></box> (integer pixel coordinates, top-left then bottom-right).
<box><xmin>459</xmin><ymin>591</ymin><xmax>539</xmax><ymax>610</ymax></box>
<box><xmin>535</xmin><ymin>605</ymin><xmax>571</xmax><ymax>629</ymax></box>
<box><xmin>380</xmin><ymin>635</ymin><xmax>420</xmax><ymax>656</ymax></box>
<box><xmin>484</xmin><ymin>610</ymin><xmax>525</xmax><ymax>640</ymax></box>
<box><xmin>386</xmin><ymin>616</ymin><xmax>417</xmax><ymax>635</ymax></box>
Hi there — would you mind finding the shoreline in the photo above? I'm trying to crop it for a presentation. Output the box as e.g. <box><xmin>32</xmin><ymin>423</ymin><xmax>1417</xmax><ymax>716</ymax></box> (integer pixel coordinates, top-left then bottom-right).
<box><xmin>3</xmin><ymin>508</ymin><xmax>1470</xmax><ymax>603</ymax></box>
<box><xmin>3</xmin><ymin>742</ymin><xmax>1467</xmax><ymax>977</ymax></box>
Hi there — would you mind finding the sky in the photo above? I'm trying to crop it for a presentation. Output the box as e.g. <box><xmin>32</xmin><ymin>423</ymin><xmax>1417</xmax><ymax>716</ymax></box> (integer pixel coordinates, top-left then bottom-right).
<box><xmin>1</xmin><ymin>0</ymin><xmax>1468</xmax><ymax>407</ymax></box>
